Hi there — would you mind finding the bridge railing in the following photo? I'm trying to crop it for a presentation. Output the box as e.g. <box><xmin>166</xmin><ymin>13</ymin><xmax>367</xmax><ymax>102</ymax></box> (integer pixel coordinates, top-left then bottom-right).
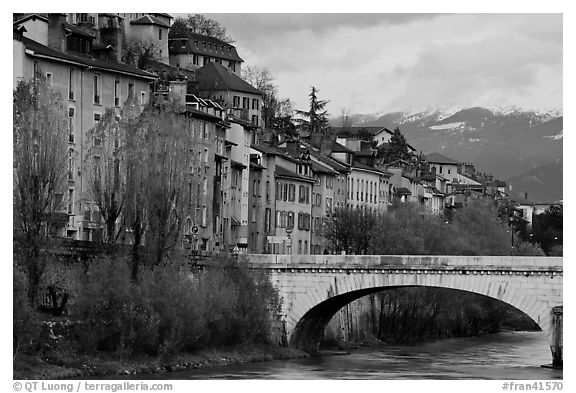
<box><xmin>247</xmin><ymin>254</ymin><xmax>563</xmax><ymax>271</ymax></box>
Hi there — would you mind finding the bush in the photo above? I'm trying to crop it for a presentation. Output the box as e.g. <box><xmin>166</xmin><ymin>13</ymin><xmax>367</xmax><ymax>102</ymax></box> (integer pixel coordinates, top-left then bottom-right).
<box><xmin>13</xmin><ymin>265</ymin><xmax>42</xmax><ymax>357</ymax></box>
<box><xmin>72</xmin><ymin>256</ymin><xmax>281</xmax><ymax>355</ymax></box>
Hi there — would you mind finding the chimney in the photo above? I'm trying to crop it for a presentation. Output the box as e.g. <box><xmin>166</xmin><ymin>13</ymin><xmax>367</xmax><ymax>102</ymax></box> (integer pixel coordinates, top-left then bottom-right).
<box><xmin>48</xmin><ymin>13</ymin><xmax>67</xmax><ymax>52</ymax></box>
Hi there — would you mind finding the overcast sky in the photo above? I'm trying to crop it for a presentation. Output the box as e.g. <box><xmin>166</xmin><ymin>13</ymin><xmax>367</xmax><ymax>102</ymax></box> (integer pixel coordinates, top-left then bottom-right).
<box><xmin>183</xmin><ymin>13</ymin><xmax>563</xmax><ymax>116</ymax></box>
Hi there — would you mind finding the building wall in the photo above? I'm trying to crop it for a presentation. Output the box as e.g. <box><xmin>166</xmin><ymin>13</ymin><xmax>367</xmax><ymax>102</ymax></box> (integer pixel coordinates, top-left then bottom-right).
<box><xmin>347</xmin><ymin>168</ymin><xmax>383</xmax><ymax>211</ymax></box>
<box><xmin>15</xmin><ymin>40</ymin><xmax>151</xmax><ymax>239</ymax></box>
<box><xmin>18</xmin><ymin>18</ymin><xmax>48</xmax><ymax>45</ymax></box>
<box><xmin>126</xmin><ymin>23</ymin><xmax>169</xmax><ymax>64</ymax></box>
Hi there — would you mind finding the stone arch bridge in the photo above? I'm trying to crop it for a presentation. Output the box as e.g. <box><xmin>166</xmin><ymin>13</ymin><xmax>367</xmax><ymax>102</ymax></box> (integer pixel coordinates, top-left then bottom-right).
<box><xmin>248</xmin><ymin>254</ymin><xmax>563</xmax><ymax>368</ymax></box>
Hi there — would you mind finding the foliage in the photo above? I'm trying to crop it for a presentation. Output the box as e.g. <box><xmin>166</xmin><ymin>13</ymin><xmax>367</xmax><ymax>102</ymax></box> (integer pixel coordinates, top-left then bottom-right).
<box><xmin>122</xmin><ymin>37</ymin><xmax>161</xmax><ymax>71</ymax></box>
<box><xmin>323</xmin><ymin>206</ymin><xmax>378</xmax><ymax>254</ymax></box>
<box><xmin>327</xmin><ymin>201</ymin><xmax>544</xmax><ymax>256</ymax></box>
<box><xmin>169</xmin><ymin>15</ymin><xmax>233</xmax><ymax>43</ymax></box>
<box><xmin>13</xmin><ymin>265</ymin><xmax>42</xmax><ymax>357</ymax></box>
<box><xmin>295</xmin><ymin>86</ymin><xmax>331</xmax><ymax>135</ymax></box>
<box><xmin>73</xmin><ymin>256</ymin><xmax>281</xmax><ymax>356</ymax></box>
<box><xmin>13</xmin><ymin>76</ymin><xmax>69</xmax><ymax>304</ymax></box>
<box><xmin>377</xmin><ymin>127</ymin><xmax>413</xmax><ymax>164</ymax></box>
<box><xmin>532</xmin><ymin>205</ymin><xmax>563</xmax><ymax>256</ymax></box>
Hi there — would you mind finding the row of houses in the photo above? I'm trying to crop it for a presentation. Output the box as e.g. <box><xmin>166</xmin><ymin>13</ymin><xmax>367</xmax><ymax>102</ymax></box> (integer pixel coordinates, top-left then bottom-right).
<box><xmin>14</xmin><ymin>13</ymin><xmax>553</xmax><ymax>256</ymax></box>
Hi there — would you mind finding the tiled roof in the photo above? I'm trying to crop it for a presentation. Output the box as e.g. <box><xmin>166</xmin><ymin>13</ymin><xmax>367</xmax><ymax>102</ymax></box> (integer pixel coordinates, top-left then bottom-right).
<box><xmin>168</xmin><ymin>33</ymin><xmax>243</xmax><ymax>63</ymax></box>
<box><xmin>197</xmin><ymin>62</ymin><xmax>261</xmax><ymax>95</ymax></box>
<box><xmin>65</xmin><ymin>22</ymin><xmax>96</xmax><ymax>38</ymax></box>
<box><xmin>424</xmin><ymin>152</ymin><xmax>460</xmax><ymax>165</ymax></box>
<box><xmin>19</xmin><ymin>36</ymin><xmax>157</xmax><ymax>80</ymax></box>
<box><xmin>13</xmin><ymin>14</ymin><xmax>48</xmax><ymax>25</ymax></box>
<box><xmin>130</xmin><ymin>15</ymin><xmax>169</xmax><ymax>28</ymax></box>
<box><xmin>275</xmin><ymin>166</ymin><xmax>315</xmax><ymax>183</ymax></box>
<box><xmin>251</xmin><ymin>143</ymin><xmax>284</xmax><ymax>156</ymax></box>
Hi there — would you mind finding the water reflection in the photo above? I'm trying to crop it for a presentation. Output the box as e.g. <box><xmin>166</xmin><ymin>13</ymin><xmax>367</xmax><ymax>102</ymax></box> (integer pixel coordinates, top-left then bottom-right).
<box><xmin>127</xmin><ymin>331</ymin><xmax>563</xmax><ymax>380</ymax></box>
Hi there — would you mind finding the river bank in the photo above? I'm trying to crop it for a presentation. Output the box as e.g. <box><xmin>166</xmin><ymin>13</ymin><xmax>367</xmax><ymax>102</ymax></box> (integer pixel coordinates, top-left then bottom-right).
<box><xmin>13</xmin><ymin>345</ymin><xmax>309</xmax><ymax>380</ymax></box>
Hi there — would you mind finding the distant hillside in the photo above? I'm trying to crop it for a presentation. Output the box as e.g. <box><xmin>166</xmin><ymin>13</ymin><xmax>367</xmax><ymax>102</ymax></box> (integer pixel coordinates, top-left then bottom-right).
<box><xmin>332</xmin><ymin>106</ymin><xmax>563</xmax><ymax>181</ymax></box>
<box><xmin>506</xmin><ymin>163</ymin><xmax>563</xmax><ymax>203</ymax></box>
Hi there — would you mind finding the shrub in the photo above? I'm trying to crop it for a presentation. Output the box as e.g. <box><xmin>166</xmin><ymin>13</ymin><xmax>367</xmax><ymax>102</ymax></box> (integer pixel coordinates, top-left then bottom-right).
<box><xmin>13</xmin><ymin>265</ymin><xmax>42</xmax><ymax>357</ymax></box>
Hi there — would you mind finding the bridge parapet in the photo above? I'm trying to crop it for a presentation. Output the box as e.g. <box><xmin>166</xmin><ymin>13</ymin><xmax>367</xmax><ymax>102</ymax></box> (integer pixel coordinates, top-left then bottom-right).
<box><xmin>248</xmin><ymin>254</ymin><xmax>562</xmax><ymax>272</ymax></box>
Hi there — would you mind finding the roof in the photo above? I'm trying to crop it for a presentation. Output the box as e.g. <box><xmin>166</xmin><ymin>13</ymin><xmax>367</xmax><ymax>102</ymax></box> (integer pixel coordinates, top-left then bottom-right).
<box><xmin>169</xmin><ymin>33</ymin><xmax>243</xmax><ymax>63</ymax></box>
<box><xmin>197</xmin><ymin>62</ymin><xmax>261</xmax><ymax>95</ymax></box>
<box><xmin>352</xmin><ymin>162</ymin><xmax>392</xmax><ymax>176</ymax></box>
<box><xmin>250</xmin><ymin>162</ymin><xmax>266</xmax><ymax>170</ymax></box>
<box><xmin>275</xmin><ymin>166</ymin><xmax>315</xmax><ymax>183</ymax></box>
<box><xmin>310</xmin><ymin>160</ymin><xmax>338</xmax><ymax>176</ymax></box>
<box><xmin>130</xmin><ymin>15</ymin><xmax>169</xmax><ymax>28</ymax></box>
<box><xmin>331</xmin><ymin>141</ymin><xmax>354</xmax><ymax>153</ymax></box>
<box><xmin>395</xmin><ymin>187</ymin><xmax>412</xmax><ymax>195</ymax></box>
<box><xmin>251</xmin><ymin>143</ymin><xmax>284</xmax><ymax>156</ymax></box>
<box><xmin>373</xmin><ymin>127</ymin><xmax>394</xmax><ymax>137</ymax></box>
<box><xmin>19</xmin><ymin>36</ymin><xmax>157</xmax><ymax>80</ymax></box>
<box><xmin>64</xmin><ymin>22</ymin><xmax>96</xmax><ymax>38</ymax></box>
<box><xmin>13</xmin><ymin>14</ymin><xmax>48</xmax><ymax>25</ymax></box>
<box><xmin>424</xmin><ymin>152</ymin><xmax>460</xmax><ymax>165</ymax></box>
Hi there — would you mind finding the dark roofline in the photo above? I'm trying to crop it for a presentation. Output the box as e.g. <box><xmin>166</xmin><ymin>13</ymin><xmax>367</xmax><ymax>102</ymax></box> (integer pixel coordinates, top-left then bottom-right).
<box><xmin>13</xmin><ymin>14</ymin><xmax>48</xmax><ymax>25</ymax></box>
<box><xmin>19</xmin><ymin>36</ymin><xmax>157</xmax><ymax>80</ymax></box>
<box><xmin>275</xmin><ymin>166</ymin><xmax>316</xmax><ymax>183</ymax></box>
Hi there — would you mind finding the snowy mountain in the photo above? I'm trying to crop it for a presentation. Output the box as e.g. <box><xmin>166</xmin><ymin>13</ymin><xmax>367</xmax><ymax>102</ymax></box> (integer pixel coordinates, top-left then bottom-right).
<box><xmin>331</xmin><ymin>106</ymin><xmax>563</xmax><ymax>199</ymax></box>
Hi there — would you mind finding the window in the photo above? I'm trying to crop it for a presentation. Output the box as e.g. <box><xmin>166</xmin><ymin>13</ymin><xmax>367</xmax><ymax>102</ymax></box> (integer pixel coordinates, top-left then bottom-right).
<box><xmin>252</xmin><ymin>99</ymin><xmax>259</xmax><ymax>110</ymax></box>
<box><xmin>243</xmin><ymin>97</ymin><xmax>249</xmax><ymax>109</ymax></box>
<box><xmin>233</xmin><ymin>96</ymin><xmax>241</xmax><ymax>108</ymax></box>
<box><xmin>93</xmin><ymin>74</ymin><xmax>101</xmax><ymax>104</ymax></box>
<box><xmin>68</xmin><ymin>108</ymin><xmax>75</xmax><ymax>143</ymax></box>
<box><xmin>251</xmin><ymin>115</ymin><xmax>259</xmax><ymax>126</ymax></box>
<box><xmin>201</xmin><ymin>206</ymin><xmax>207</xmax><ymax>227</ymax></box>
<box><xmin>46</xmin><ymin>73</ymin><xmax>53</xmax><ymax>87</ymax></box>
<box><xmin>68</xmin><ymin>69</ymin><xmax>75</xmax><ymax>100</ymax></box>
<box><xmin>439</xmin><ymin>165</ymin><xmax>443</xmax><ymax>174</ymax></box>
<box><xmin>265</xmin><ymin>208</ymin><xmax>271</xmax><ymax>231</ymax></box>
<box><xmin>276</xmin><ymin>182</ymin><xmax>281</xmax><ymax>200</ymax></box>
<box><xmin>276</xmin><ymin>211</ymin><xmax>282</xmax><ymax>227</ymax></box>
<box><xmin>288</xmin><ymin>184</ymin><xmax>295</xmax><ymax>202</ymax></box>
<box><xmin>159</xmin><ymin>28</ymin><xmax>162</xmax><ymax>40</ymax></box>
<box><xmin>287</xmin><ymin>212</ymin><xmax>294</xmax><ymax>229</ymax></box>
<box><xmin>68</xmin><ymin>189</ymin><xmax>74</xmax><ymax>215</ymax></box>
<box><xmin>266</xmin><ymin>181</ymin><xmax>270</xmax><ymax>201</ymax></box>
<box><xmin>203</xmin><ymin>177</ymin><xmax>207</xmax><ymax>195</ymax></box>
<box><xmin>141</xmin><ymin>91</ymin><xmax>146</xmax><ymax>105</ymax></box>
<box><xmin>304</xmin><ymin>240</ymin><xmax>308</xmax><ymax>254</ymax></box>
<box><xmin>193</xmin><ymin>54</ymin><xmax>199</xmax><ymax>65</ymax></box>
<box><xmin>93</xmin><ymin>113</ymin><xmax>102</xmax><ymax>146</ymax></box>
<box><xmin>114</xmin><ymin>77</ymin><xmax>120</xmax><ymax>106</ymax></box>
<box><xmin>298</xmin><ymin>212</ymin><xmax>303</xmax><ymax>229</ymax></box>
<box><xmin>326</xmin><ymin>197</ymin><xmax>333</xmax><ymax>214</ymax></box>
<box><xmin>128</xmin><ymin>82</ymin><xmax>134</xmax><ymax>98</ymax></box>
<box><xmin>298</xmin><ymin>240</ymin><xmax>302</xmax><ymax>254</ymax></box>
<box><xmin>204</xmin><ymin>148</ymin><xmax>208</xmax><ymax>163</ymax></box>
<box><xmin>203</xmin><ymin>56</ymin><xmax>210</xmax><ymax>65</ymax></box>
<box><xmin>251</xmin><ymin>205</ymin><xmax>256</xmax><ymax>223</ymax></box>
<box><xmin>68</xmin><ymin>149</ymin><xmax>74</xmax><ymax>180</ymax></box>
<box><xmin>305</xmin><ymin>187</ymin><xmax>310</xmax><ymax>204</ymax></box>
<box><xmin>253</xmin><ymin>180</ymin><xmax>258</xmax><ymax>196</ymax></box>
<box><xmin>283</xmin><ymin>184</ymin><xmax>288</xmax><ymax>201</ymax></box>
<box><xmin>299</xmin><ymin>186</ymin><xmax>305</xmax><ymax>202</ymax></box>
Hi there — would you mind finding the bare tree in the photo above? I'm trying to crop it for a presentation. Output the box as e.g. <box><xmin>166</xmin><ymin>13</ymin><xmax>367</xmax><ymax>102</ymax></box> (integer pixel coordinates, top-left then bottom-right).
<box><xmin>13</xmin><ymin>76</ymin><xmax>69</xmax><ymax>304</ymax></box>
<box><xmin>323</xmin><ymin>206</ymin><xmax>378</xmax><ymax>254</ymax></box>
<box><xmin>242</xmin><ymin>66</ymin><xmax>294</xmax><ymax>131</ymax></box>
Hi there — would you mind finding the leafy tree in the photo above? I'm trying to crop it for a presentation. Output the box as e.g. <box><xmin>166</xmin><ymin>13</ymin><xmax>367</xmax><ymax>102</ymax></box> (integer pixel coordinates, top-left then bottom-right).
<box><xmin>122</xmin><ymin>37</ymin><xmax>161</xmax><ymax>71</ymax></box>
<box><xmin>532</xmin><ymin>205</ymin><xmax>563</xmax><ymax>255</ymax></box>
<box><xmin>377</xmin><ymin>127</ymin><xmax>412</xmax><ymax>164</ymax></box>
<box><xmin>295</xmin><ymin>86</ymin><xmax>331</xmax><ymax>135</ymax></box>
<box><xmin>13</xmin><ymin>76</ymin><xmax>69</xmax><ymax>305</ymax></box>
<box><xmin>169</xmin><ymin>14</ymin><xmax>233</xmax><ymax>43</ymax></box>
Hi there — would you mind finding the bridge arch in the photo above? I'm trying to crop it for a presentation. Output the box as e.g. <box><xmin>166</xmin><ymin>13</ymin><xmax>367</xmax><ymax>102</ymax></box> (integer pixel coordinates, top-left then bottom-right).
<box><xmin>249</xmin><ymin>254</ymin><xmax>562</xmax><ymax>366</ymax></box>
<box><xmin>289</xmin><ymin>283</ymin><xmax>547</xmax><ymax>351</ymax></box>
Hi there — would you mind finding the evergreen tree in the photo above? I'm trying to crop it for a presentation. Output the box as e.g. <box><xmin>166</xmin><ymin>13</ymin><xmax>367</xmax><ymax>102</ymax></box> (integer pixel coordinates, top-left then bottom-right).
<box><xmin>295</xmin><ymin>86</ymin><xmax>331</xmax><ymax>135</ymax></box>
<box><xmin>378</xmin><ymin>127</ymin><xmax>412</xmax><ymax>164</ymax></box>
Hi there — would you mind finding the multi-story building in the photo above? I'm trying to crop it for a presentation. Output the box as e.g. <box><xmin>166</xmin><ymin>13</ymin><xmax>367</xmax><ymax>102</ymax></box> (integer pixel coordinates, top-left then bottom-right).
<box><xmin>195</xmin><ymin>62</ymin><xmax>263</xmax><ymax>127</ymax></box>
<box><xmin>168</xmin><ymin>32</ymin><xmax>243</xmax><ymax>76</ymax></box>
<box><xmin>13</xmin><ymin>14</ymin><xmax>156</xmax><ymax>240</ymax></box>
<box><xmin>121</xmin><ymin>14</ymin><xmax>171</xmax><ymax>64</ymax></box>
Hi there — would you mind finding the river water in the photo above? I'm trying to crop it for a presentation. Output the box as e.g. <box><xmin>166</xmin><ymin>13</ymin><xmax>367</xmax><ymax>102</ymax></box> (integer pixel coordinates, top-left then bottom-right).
<box><xmin>129</xmin><ymin>331</ymin><xmax>563</xmax><ymax>380</ymax></box>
